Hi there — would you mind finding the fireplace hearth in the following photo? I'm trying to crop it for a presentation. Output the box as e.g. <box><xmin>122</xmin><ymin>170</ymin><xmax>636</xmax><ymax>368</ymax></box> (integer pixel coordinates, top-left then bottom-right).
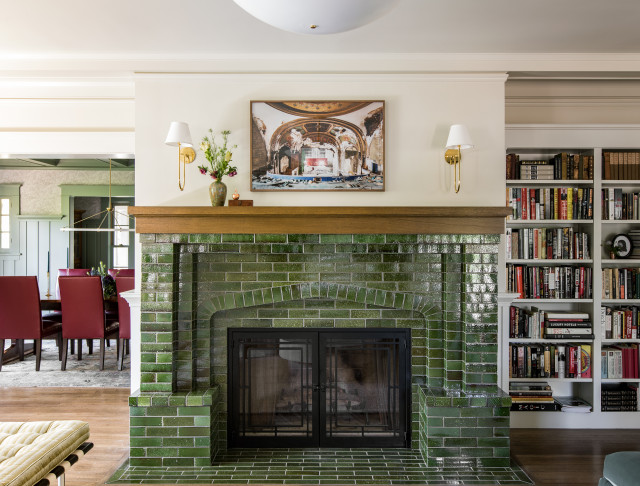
<box><xmin>127</xmin><ymin>206</ymin><xmax>513</xmax><ymax>477</ymax></box>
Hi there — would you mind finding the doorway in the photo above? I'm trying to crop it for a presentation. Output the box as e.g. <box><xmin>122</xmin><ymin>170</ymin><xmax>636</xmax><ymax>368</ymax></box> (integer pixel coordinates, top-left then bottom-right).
<box><xmin>228</xmin><ymin>328</ymin><xmax>410</xmax><ymax>448</ymax></box>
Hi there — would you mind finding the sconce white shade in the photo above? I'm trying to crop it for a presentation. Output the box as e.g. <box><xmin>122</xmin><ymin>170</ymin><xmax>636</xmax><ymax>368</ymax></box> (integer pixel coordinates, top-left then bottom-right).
<box><xmin>445</xmin><ymin>124</ymin><xmax>474</xmax><ymax>150</ymax></box>
<box><xmin>232</xmin><ymin>0</ymin><xmax>400</xmax><ymax>35</ymax></box>
<box><xmin>165</xmin><ymin>122</ymin><xmax>193</xmax><ymax>147</ymax></box>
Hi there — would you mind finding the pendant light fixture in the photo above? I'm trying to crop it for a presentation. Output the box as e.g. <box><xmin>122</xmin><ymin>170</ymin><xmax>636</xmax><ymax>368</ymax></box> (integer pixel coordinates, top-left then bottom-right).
<box><xmin>232</xmin><ymin>0</ymin><xmax>400</xmax><ymax>35</ymax></box>
<box><xmin>60</xmin><ymin>158</ymin><xmax>134</xmax><ymax>233</ymax></box>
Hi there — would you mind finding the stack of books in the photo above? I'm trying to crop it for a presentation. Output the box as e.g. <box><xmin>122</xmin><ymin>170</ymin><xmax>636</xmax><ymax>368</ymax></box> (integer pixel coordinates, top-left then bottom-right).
<box><xmin>519</xmin><ymin>162</ymin><xmax>555</xmax><ymax>180</ymax></box>
<box><xmin>602</xmin><ymin>151</ymin><xmax>640</xmax><ymax>180</ymax></box>
<box><xmin>601</xmin><ymin>344</ymin><xmax>639</xmax><ymax>379</ymax></box>
<box><xmin>601</xmin><ymin>306</ymin><xmax>639</xmax><ymax>340</ymax></box>
<box><xmin>509</xmin><ymin>382</ymin><xmax>559</xmax><ymax>411</ymax></box>
<box><xmin>543</xmin><ymin>311</ymin><xmax>593</xmax><ymax>340</ymax></box>
<box><xmin>601</xmin><ymin>383</ymin><xmax>639</xmax><ymax>411</ymax></box>
<box><xmin>554</xmin><ymin>396</ymin><xmax>592</xmax><ymax>413</ymax></box>
<box><xmin>509</xmin><ymin>343</ymin><xmax>592</xmax><ymax>379</ymax></box>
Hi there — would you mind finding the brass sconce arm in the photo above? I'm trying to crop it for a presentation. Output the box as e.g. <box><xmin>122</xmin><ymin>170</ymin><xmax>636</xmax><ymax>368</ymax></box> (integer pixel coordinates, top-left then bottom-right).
<box><xmin>178</xmin><ymin>143</ymin><xmax>197</xmax><ymax>191</ymax></box>
<box><xmin>444</xmin><ymin>146</ymin><xmax>462</xmax><ymax>194</ymax></box>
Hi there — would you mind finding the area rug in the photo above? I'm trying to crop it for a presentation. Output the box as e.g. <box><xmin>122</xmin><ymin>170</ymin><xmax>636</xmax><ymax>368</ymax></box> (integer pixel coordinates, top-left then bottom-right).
<box><xmin>0</xmin><ymin>340</ymin><xmax>130</xmax><ymax>388</ymax></box>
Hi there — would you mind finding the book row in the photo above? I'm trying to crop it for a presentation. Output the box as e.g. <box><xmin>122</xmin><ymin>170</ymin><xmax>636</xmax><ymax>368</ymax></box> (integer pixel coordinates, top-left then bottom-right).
<box><xmin>600</xmin><ymin>306</ymin><xmax>639</xmax><ymax>340</ymax></box>
<box><xmin>601</xmin><ymin>267</ymin><xmax>640</xmax><ymax>300</ymax></box>
<box><xmin>506</xmin><ymin>153</ymin><xmax>594</xmax><ymax>181</ymax></box>
<box><xmin>602</xmin><ymin>188</ymin><xmax>640</xmax><ymax>220</ymax></box>
<box><xmin>601</xmin><ymin>383</ymin><xmax>638</xmax><ymax>412</ymax></box>
<box><xmin>509</xmin><ymin>307</ymin><xmax>592</xmax><ymax>340</ymax></box>
<box><xmin>603</xmin><ymin>151</ymin><xmax>640</xmax><ymax>181</ymax></box>
<box><xmin>507</xmin><ymin>187</ymin><xmax>594</xmax><ymax>221</ymax></box>
<box><xmin>601</xmin><ymin>345</ymin><xmax>639</xmax><ymax>379</ymax></box>
<box><xmin>507</xmin><ymin>265</ymin><xmax>593</xmax><ymax>300</ymax></box>
<box><xmin>509</xmin><ymin>343</ymin><xmax>592</xmax><ymax>379</ymax></box>
<box><xmin>506</xmin><ymin>227</ymin><xmax>590</xmax><ymax>261</ymax></box>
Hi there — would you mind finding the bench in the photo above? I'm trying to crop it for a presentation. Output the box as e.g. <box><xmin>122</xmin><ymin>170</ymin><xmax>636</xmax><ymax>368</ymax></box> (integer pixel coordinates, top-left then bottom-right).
<box><xmin>0</xmin><ymin>421</ymin><xmax>91</xmax><ymax>486</ymax></box>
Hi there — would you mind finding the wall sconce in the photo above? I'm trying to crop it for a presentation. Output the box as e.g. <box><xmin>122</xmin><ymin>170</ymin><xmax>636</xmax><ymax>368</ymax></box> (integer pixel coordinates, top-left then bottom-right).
<box><xmin>165</xmin><ymin>121</ymin><xmax>197</xmax><ymax>191</ymax></box>
<box><xmin>444</xmin><ymin>124</ymin><xmax>474</xmax><ymax>193</ymax></box>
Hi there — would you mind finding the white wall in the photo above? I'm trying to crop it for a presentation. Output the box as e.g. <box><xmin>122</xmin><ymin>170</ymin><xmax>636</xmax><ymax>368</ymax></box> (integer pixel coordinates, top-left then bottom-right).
<box><xmin>135</xmin><ymin>73</ymin><xmax>507</xmax><ymax>207</ymax></box>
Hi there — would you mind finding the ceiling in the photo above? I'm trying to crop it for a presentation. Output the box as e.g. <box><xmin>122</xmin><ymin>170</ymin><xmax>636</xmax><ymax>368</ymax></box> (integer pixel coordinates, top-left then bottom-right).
<box><xmin>0</xmin><ymin>157</ymin><xmax>134</xmax><ymax>170</ymax></box>
<box><xmin>0</xmin><ymin>0</ymin><xmax>638</xmax><ymax>58</ymax></box>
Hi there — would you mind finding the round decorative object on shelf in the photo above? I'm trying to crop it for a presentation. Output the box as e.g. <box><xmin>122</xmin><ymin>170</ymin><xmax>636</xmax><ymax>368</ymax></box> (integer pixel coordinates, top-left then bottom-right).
<box><xmin>613</xmin><ymin>233</ymin><xmax>633</xmax><ymax>258</ymax></box>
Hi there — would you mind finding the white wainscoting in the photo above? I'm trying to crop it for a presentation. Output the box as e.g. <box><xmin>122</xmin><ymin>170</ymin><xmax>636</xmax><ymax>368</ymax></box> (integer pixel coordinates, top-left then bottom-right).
<box><xmin>0</xmin><ymin>217</ymin><xmax>69</xmax><ymax>297</ymax></box>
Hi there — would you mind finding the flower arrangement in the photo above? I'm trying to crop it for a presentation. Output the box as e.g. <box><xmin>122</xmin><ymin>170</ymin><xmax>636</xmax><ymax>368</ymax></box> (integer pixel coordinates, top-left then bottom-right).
<box><xmin>88</xmin><ymin>261</ymin><xmax>116</xmax><ymax>299</ymax></box>
<box><xmin>198</xmin><ymin>129</ymin><xmax>238</xmax><ymax>182</ymax></box>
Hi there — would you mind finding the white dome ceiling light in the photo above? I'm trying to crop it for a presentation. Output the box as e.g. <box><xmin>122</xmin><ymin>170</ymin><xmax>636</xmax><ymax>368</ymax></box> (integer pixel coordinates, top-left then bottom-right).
<box><xmin>232</xmin><ymin>0</ymin><xmax>401</xmax><ymax>35</ymax></box>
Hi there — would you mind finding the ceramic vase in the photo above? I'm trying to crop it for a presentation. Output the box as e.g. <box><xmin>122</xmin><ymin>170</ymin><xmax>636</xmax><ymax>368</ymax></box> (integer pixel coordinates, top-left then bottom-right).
<box><xmin>209</xmin><ymin>179</ymin><xmax>227</xmax><ymax>206</ymax></box>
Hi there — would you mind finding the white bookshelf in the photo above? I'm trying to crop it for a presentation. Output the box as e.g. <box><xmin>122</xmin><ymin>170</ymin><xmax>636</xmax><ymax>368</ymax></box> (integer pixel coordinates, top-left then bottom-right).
<box><xmin>502</xmin><ymin>124</ymin><xmax>640</xmax><ymax>429</ymax></box>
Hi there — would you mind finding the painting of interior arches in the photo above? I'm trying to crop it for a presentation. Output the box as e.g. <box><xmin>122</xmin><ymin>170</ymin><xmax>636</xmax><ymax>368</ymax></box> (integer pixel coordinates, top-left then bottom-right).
<box><xmin>250</xmin><ymin>100</ymin><xmax>385</xmax><ymax>191</ymax></box>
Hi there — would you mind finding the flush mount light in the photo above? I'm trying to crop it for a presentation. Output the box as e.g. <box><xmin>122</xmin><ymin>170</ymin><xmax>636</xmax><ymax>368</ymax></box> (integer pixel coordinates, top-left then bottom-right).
<box><xmin>232</xmin><ymin>0</ymin><xmax>400</xmax><ymax>35</ymax></box>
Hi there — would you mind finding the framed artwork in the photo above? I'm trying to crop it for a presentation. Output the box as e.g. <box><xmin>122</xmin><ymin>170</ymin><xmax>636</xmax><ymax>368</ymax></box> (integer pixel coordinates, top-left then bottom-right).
<box><xmin>250</xmin><ymin>101</ymin><xmax>385</xmax><ymax>191</ymax></box>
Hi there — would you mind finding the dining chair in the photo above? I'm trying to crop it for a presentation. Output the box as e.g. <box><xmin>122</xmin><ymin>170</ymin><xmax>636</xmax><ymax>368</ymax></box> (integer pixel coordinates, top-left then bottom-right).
<box><xmin>0</xmin><ymin>276</ymin><xmax>62</xmax><ymax>371</ymax></box>
<box><xmin>108</xmin><ymin>268</ymin><xmax>134</xmax><ymax>278</ymax></box>
<box><xmin>53</xmin><ymin>268</ymin><xmax>91</xmax><ymax>355</ymax></box>
<box><xmin>115</xmin><ymin>276</ymin><xmax>134</xmax><ymax>371</ymax></box>
<box><xmin>55</xmin><ymin>268</ymin><xmax>90</xmax><ymax>299</ymax></box>
<box><xmin>59</xmin><ymin>276</ymin><xmax>119</xmax><ymax>371</ymax></box>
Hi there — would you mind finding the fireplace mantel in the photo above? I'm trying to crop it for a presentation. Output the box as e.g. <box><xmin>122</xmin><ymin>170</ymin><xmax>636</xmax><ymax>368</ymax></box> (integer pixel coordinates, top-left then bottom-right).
<box><xmin>129</xmin><ymin>206</ymin><xmax>511</xmax><ymax>234</ymax></box>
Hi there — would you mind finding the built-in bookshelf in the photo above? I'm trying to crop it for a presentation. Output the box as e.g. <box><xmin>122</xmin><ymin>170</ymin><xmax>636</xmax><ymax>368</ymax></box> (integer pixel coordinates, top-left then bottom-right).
<box><xmin>502</xmin><ymin>125</ymin><xmax>640</xmax><ymax>428</ymax></box>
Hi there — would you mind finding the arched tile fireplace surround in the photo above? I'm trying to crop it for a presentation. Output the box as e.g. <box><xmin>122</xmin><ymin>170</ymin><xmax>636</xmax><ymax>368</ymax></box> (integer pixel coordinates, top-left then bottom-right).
<box><xmin>127</xmin><ymin>207</ymin><xmax>512</xmax><ymax>472</ymax></box>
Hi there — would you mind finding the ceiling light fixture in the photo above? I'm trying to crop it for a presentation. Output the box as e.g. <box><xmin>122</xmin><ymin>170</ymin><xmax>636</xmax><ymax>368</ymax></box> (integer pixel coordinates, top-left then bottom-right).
<box><xmin>60</xmin><ymin>158</ymin><xmax>135</xmax><ymax>233</ymax></box>
<box><xmin>232</xmin><ymin>0</ymin><xmax>400</xmax><ymax>35</ymax></box>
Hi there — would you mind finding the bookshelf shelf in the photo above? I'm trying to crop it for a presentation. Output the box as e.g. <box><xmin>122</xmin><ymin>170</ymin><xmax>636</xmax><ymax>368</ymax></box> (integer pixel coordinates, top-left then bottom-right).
<box><xmin>509</xmin><ymin>338</ymin><xmax>594</xmax><ymax>344</ymax></box>
<box><xmin>602</xmin><ymin>180</ymin><xmax>640</xmax><ymax>187</ymax></box>
<box><xmin>506</xmin><ymin>180</ymin><xmax>593</xmax><ymax>186</ymax></box>
<box><xmin>508</xmin><ymin>377</ymin><xmax>593</xmax><ymax>383</ymax></box>
<box><xmin>507</xmin><ymin>259</ymin><xmax>593</xmax><ymax>265</ymax></box>
<box><xmin>602</xmin><ymin>299</ymin><xmax>640</xmax><ymax>304</ymax></box>
<box><xmin>601</xmin><ymin>378</ymin><xmax>640</xmax><ymax>383</ymax></box>
<box><xmin>513</xmin><ymin>299</ymin><xmax>594</xmax><ymax>303</ymax></box>
<box><xmin>602</xmin><ymin>259</ymin><xmax>640</xmax><ymax>265</ymax></box>
<box><xmin>503</xmin><ymin>125</ymin><xmax>640</xmax><ymax>427</ymax></box>
<box><xmin>506</xmin><ymin>220</ymin><xmax>593</xmax><ymax>226</ymax></box>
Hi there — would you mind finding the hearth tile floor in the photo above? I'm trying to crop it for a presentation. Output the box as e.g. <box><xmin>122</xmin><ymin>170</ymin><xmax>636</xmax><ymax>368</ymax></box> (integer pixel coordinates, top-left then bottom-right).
<box><xmin>107</xmin><ymin>449</ymin><xmax>533</xmax><ymax>485</ymax></box>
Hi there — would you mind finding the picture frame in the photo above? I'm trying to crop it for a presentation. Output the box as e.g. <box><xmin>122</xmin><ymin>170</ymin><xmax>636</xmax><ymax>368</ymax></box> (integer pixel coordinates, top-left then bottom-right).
<box><xmin>250</xmin><ymin>100</ymin><xmax>385</xmax><ymax>191</ymax></box>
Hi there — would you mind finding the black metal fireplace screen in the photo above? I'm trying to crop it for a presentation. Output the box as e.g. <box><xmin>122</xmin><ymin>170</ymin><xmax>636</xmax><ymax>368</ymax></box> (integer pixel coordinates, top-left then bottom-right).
<box><xmin>228</xmin><ymin>328</ymin><xmax>410</xmax><ymax>448</ymax></box>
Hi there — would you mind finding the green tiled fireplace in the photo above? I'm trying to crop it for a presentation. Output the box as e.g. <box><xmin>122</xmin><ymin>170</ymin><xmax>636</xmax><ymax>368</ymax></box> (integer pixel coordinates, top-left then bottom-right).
<box><xmin>130</xmin><ymin>230</ymin><xmax>511</xmax><ymax>474</ymax></box>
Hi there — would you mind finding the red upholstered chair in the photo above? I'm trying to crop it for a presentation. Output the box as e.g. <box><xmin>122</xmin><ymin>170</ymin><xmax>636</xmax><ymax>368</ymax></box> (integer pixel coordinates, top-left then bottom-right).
<box><xmin>59</xmin><ymin>276</ymin><xmax>119</xmax><ymax>370</ymax></box>
<box><xmin>108</xmin><ymin>268</ymin><xmax>134</xmax><ymax>278</ymax></box>
<box><xmin>0</xmin><ymin>276</ymin><xmax>62</xmax><ymax>371</ymax></box>
<box><xmin>56</xmin><ymin>268</ymin><xmax>89</xmax><ymax>299</ymax></box>
<box><xmin>115</xmin><ymin>276</ymin><xmax>134</xmax><ymax>371</ymax></box>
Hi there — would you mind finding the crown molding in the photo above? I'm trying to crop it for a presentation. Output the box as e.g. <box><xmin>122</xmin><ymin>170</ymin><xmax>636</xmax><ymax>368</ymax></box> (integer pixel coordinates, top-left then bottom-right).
<box><xmin>0</xmin><ymin>53</ymin><xmax>639</xmax><ymax>75</ymax></box>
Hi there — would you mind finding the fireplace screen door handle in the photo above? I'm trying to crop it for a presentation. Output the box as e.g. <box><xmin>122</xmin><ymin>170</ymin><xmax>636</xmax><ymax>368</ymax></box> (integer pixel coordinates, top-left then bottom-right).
<box><xmin>312</xmin><ymin>384</ymin><xmax>326</xmax><ymax>392</ymax></box>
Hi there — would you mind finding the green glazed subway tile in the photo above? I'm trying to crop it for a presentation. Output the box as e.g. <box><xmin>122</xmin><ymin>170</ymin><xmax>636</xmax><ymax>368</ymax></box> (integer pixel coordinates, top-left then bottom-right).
<box><xmin>255</xmin><ymin>234</ymin><xmax>287</xmax><ymax>243</ymax></box>
<box><xmin>288</xmin><ymin>234</ymin><xmax>320</xmax><ymax>243</ymax></box>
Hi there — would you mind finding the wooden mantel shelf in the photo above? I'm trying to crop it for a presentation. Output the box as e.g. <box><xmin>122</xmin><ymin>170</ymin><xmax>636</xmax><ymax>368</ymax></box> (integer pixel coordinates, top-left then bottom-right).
<box><xmin>129</xmin><ymin>206</ymin><xmax>511</xmax><ymax>235</ymax></box>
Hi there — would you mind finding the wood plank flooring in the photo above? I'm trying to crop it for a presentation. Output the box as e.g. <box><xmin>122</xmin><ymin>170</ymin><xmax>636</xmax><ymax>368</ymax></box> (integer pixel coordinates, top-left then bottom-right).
<box><xmin>1</xmin><ymin>387</ymin><xmax>638</xmax><ymax>486</ymax></box>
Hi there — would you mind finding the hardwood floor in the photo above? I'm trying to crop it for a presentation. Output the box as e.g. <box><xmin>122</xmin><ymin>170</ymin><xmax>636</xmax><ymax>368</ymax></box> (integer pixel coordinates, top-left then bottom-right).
<box><xmin>1</xmin><ymin>387</ymin><xmax>638</xmax><ymax>485</ymax></box>
<box><xmin>0</xmin><ymin>387</ymin><xmax>130</xmax><ymax>486</ymax></box>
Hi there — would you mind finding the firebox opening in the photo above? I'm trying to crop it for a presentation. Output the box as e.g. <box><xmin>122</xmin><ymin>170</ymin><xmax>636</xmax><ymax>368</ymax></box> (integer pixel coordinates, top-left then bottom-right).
<box><xmin>228</xmin><ymin>328</ymin><xmax>411</xmax><ymax>448</ymax></box>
